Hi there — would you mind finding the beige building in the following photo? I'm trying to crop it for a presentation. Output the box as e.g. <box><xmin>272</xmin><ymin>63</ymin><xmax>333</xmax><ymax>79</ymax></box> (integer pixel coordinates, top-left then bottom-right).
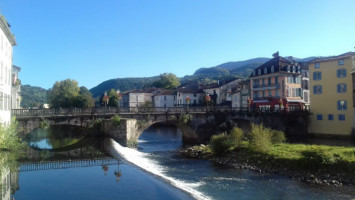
<box><xmin>309</xmin><ymin>52</ymin><xmax>355</xmax><ymax>136</ymax></box>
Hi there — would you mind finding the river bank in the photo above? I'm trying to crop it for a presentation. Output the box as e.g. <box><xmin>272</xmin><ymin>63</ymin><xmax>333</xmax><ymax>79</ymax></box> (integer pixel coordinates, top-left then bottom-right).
<box><xmin>180</xmin><ymin>143</ymin><xmax>355</xmax><ymax>188</ymax></box>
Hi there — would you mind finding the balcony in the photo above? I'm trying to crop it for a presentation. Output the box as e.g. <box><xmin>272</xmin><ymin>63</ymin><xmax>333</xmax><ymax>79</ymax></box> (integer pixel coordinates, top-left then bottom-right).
<box><xmin>253</xmin><ymin>83</ymin><xmax>280</xmax><ymax>90</ymax></box>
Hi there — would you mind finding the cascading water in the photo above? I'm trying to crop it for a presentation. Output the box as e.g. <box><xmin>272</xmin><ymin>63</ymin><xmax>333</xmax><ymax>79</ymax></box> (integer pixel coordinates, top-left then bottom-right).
<box><xmin>107</xmin><ymin>138</ymin><xmax>211</xmax><ymax>200</ymax></box>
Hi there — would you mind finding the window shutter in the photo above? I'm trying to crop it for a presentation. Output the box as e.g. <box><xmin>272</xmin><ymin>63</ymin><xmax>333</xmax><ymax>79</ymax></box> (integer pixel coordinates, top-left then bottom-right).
<box><xmin>337</xmin><ymin>84</ymin><xmax>340</xmax><ymax>93</ymax></box>
<box><xmin>344</xmin><ymin>84</ymin><xmax>347</xmax><ymax>92</ymax></box>
<box><xmin>337</xmin><ymin>70</ymin><xmax>340</xmax><ymax>78</ymax></box>
<box><xmin>337</xmin><ymin>101</ymin><xmax>340</xmax><ymax>110</ymax></box>
<box><xmin>313</xmin><ymin>72</ymin><xmax>316</xmax><ymax>80</ymax></box>
<box><xmin>344</xmin><ymin>101</ymin><xmax>347</xmax><ymax>110</ymax></box>
<box><xmin>319</xmin><ymin>72</ymin><xmax>322</xmax><ymax>80</ymax></box>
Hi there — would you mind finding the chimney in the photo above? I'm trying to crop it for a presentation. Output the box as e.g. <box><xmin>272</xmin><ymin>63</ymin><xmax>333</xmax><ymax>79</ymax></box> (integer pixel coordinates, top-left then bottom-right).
<box><xmin>272</xmin><ymin>51</ymin><xmax>279</xmax><ymax>58</ymax></box>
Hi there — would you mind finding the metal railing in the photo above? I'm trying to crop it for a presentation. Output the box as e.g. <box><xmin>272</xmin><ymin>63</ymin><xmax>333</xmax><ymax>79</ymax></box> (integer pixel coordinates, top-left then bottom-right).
<box><xmin>19</xmin><ymin>158</ymin><xmax>119</xmax><ymax>172</ymax></box>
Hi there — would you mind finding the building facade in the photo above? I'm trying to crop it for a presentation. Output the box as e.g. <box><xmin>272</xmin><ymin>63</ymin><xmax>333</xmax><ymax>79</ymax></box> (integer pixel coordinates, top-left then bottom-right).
<box><xmin>0</xmin><ymin>15</ymin><xmax>16</xmax><ymax>125</ymax></box>
<box><xmin>11</xmin><ymin>65</ymin><xmax>21</xmax><ymax>109</ymax></box>
<box><xmin>175</xmin><ymin>89</ymin><xmax>204</xmax><ymax>106</ymax></box>
<box><xmin>121</xmin><ymin>88</ymin><xmax>162</xmax><ymax>108</ymax></box>
<box><xmin>309</xmin><ymin>52</ymin><xmax>355</xmax><ymax>136</ymax></box>
<box><xmin>249</xmin><ymin>54</ymin><xmax>304</xmax><ymax>111</ymax></box>
<box><xmin>153</xmin><ymin>90</ymin><xmax>175</xmax><ymax>107</ymax></box>
<box><xmin>231</xmin><ymin>80</ymin><xmax>250</xmax><ymax>109</ymax></box>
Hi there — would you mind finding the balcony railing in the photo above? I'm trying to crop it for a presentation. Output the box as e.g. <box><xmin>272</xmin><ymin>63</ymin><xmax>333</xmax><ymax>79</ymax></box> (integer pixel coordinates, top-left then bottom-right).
<box><xmin>253</xmin><ymin>83</ymin><xmax>280</xmax><ymax>89</ymax></box>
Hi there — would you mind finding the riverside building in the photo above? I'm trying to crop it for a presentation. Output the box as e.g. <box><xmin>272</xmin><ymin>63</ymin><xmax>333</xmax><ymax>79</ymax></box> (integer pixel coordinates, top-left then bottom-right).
<box><xmin>309</xmin><ymin>52</ymin><xmax>355</xmax><ymax>136</ymax></box>
<box><xmin>0</xmin><ymin>15</ymin><xmax>16</xmax><ymax>125</ymax></box>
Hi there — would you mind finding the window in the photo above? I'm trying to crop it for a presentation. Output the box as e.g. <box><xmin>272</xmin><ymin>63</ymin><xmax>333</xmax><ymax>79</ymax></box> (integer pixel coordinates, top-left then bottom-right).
<box><xmin>268</xmin><ymin>78</ymin><xmax>271</xmax><ymax>86</ymax></box>
<box><xmin>337</xmin><ymin>84</ymin><xmax>347</xmax><ymax>93</ymax></box>
<box><xmin>268</xmin><ymin>90</ymin><xmax>272</xmax><ymax>96</ymax></box>
<box><xmin>262</xmin><ymin>91</ymin><xmax>265</xmax><ymax>97</ymax></box>
<box><xmin>317</xmin><ymin>114</ymin><xmax>323</xmax><ymax>120</ymax></box>
<box><xmin>313</xmin><ymin>85</ymin><xmax>322</xmax><ymax>94</ymax></box>
<box><xmin>275</xmin><ymin>77</ymin><xmax>278</xmax><ymax>84</ymax></box>
<box><xmin>264</xmin><ymin>68</ymin><xmax>267</xmax><ymax>74</ymax></box>
<box><xmin>262</xmin><ymin>79</ymin><xmax>265</xmax><ymax>86</ymax></box>
<box><xmin>287</xmin><ymin>65</ymin><xmax>290</xmax><ymax>72</ymax></box>
<box><xmin>339</xmin><ymin>114</ymin><xmax>345</xmax><ymax>121</ymax></box>
<box><xmin>315</xmin><ymin>63</ymin><xmax>320</xmax><ymax>68</ymax></box>
<box><xmin>275</xmin><ymin>90</ymin><xmax>279</xmax><ymax>97</ymax></box>
<box><xmin>254</xmin><ymin>91</ymin><xmax>259</xmax><ymax>98</ymax></box>
<box><xmin>253</xmin><ymin>70</ymin><xmax>256</xmax><ymax>76</ymax></box>
<box><xmin>271</xmin><ymin>66</ymin><xmax>274</xmax><ymax>73</ymax></box>
<box><xmin>292</xmin><ymin>66</ymin><xmax>296</xmax><ymax>72</ymax></box>
<box><xmin>258</xmin><ymin>69</ymin><xmax>261</xmax><ymax>75</ymax></box>
<box><xmin>338</xmin><ymin>59</ymin><xmax>344</xmax><ymax>66</ymax></box>
<box><xmin>337</xmin><ymin>69</ymin><xmax>346</xmax><ymax>78</ymax></box>
<box><xmin>328</xmin><ymin>114</ymin><xmax>334</xmax><ymax>120</ymax></box>
<box><xmin>0</xmin><ymin>92</ymin><xmax>3</xmax><ymax>110</ymax></box>
<box><xmin>164</xmin><ymin>96</ymin><xmax>167</xmax><ymax>100</ymax></box>
<box><xmin>313</xmin><ymin>72</ymin><xmax>322</xmax><ymax>81</ymax></box>
<box><xmin>337</xmin><ymin>100</ymin><xmax>347</xmax><ymax>110</ymax></box>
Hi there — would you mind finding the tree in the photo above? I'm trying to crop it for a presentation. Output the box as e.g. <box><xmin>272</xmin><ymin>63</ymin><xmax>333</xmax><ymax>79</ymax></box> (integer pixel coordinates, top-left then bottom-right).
<box><xmin>152</xmin><ymin>73</ymin><xmax>181</xmax><ymax>89</ymax></box>
<box><xmin>107</xmin><ymin>89</ymin><xmax>121</xmax><ymax>107</ymax></box>
<box><xmin>48</xmin><ymin>79</ymin><xmax>94</xmax><ymax>108</ymax></box>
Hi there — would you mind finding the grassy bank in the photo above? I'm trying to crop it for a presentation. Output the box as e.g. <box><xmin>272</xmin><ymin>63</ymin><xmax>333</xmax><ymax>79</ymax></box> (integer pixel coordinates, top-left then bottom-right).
<box><xmin>187</xmin><ymin>125</ymin><xmax>355</xmax><ymax>185</ymax></box>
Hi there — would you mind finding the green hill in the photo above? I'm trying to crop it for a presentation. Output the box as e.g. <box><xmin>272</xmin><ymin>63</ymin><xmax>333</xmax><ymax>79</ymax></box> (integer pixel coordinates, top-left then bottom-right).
<box><xmin>20</xmin><ymin>84</ymin><xmax>48</xmax><ymax>108</ymax></box>
<box><xmin>89</xmin><ymin>77</ymin><xmax>160</xmax><ymax>98</ymax></box>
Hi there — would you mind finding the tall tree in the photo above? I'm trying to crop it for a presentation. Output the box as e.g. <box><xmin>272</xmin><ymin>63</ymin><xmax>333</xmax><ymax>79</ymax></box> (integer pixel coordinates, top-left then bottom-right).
<box><xmin>48</xmin><ymin>79</ymin><xmax>94</xmax><ymax>108</ymax></box>
<box><xmin>107</xmin><ymin>89</ymin><xmax>120</xmax><ymax>107</ymax></box>
<box><xmin>152</xmin><ymin>73</ymin><xmax>181</xmax><ymax>89</ymax></box>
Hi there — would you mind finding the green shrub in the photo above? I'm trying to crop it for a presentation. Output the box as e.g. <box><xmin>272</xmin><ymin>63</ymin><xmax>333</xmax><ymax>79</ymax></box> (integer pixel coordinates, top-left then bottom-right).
<box><xmin>87</xmin><ymin>118</ymin><xmax>103</xmax><ymax>129</ymax></box>
<box><xmin>209</xmin><ymin>133</ymin><xmax>233</xmax><ymax>155</ymax></box>
<box><xmin>179</xmin><ymin>113</ymin><xmax>192</xmax><ymax>125</ymax></box>
<box><xmin>111</xmin><ymin>115</ymin><xmax>121</xmax><ymax>127</ymax></box>
<box><xmin>229</xmin><ymin>127</ymin><xmax>244</xmax><ymax>147</ymax></box>
<box><xmin>209</xmin><ymin>127</ymin><xmax>244</xmax><ymax>155</ymax></box>
<box><xmin>270</xmin><ymin>130</ymin><xmax>286</xmax><ymax>144</ymax></box>
<box><xmin>301</xmin><ymin>147</ymin><xmax>334</xmax><ymax>168</ymax></box>
<box><xmin>40</xmin><ymin>118</ymin><xmax>50</xmax><ymax>129</ymax></box>
<box><xmin>248</xmin><ymin>124</ymin><xmax>271</xmax><ymax>152</ymax></box>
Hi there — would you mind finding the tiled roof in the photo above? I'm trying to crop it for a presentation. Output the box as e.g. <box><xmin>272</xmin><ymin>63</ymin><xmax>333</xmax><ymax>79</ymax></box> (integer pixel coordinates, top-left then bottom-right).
<box><xmin>250</xmin><ymin>56</ymin><xmax>301</xmax><ymax>77</ymax></box>
<box><xmin>309</xmin><ymin>52</ymin><xmax>355</xmax><ymax>63</ymax></box>
<box><xmin>156</xmin><ymin>90</ymin><xmax>175</xmax><ymax>95</ymax></box>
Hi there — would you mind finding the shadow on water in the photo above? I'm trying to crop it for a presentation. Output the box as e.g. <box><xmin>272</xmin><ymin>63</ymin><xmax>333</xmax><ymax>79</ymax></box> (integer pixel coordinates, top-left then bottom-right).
<box><xmin>24</xmin><ymin>125</ymin><xmax>90</xmax><ymax>150</ymax></box>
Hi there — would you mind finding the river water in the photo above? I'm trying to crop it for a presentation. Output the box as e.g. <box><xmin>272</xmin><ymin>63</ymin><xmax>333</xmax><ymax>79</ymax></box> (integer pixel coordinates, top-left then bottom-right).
<box><xmin>7</xmin><ymin>125</ymin><xmax>355</xmax><ymax>199</ymax></box>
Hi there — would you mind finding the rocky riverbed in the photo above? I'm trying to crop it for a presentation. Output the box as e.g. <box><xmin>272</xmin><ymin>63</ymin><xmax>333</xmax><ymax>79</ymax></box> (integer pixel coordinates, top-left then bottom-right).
<box><xmin>180</xmin><ymin>146</ymin><xmax>354</xmax><ymax>187</ymax></box>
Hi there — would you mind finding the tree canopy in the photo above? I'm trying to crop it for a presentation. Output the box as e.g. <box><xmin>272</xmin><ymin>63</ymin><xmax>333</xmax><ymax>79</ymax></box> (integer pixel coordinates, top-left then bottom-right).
<box><xmin>48</xmin><ymin>79</ymin><xmax>94</xmax><ymax>108</ymax></box>
<box><xmin>152</xmin><ymin>73</ymin><xmax>181</xmax><ymax>89</ymax></box>
<box><xmin>99</xmin><ymin>88</ymin><xmax>121</xmax><ymax>107</ymax></box>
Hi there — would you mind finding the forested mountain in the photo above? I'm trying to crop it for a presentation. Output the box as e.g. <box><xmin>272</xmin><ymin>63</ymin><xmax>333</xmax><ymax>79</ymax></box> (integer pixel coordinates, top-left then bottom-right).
<box><xmin>90</xmin><ymin>77</ymin><xmax>160</xmax><ymax>98</ymax></box>
<box><xmin>21</xmin><ymin>84</ymin><xmax>48</xmax><ymax>108</ymax></box>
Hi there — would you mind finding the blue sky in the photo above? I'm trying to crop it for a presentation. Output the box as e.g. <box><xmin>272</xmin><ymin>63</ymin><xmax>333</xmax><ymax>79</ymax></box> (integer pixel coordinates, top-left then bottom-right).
<box><xmin>0</xmin><ymin>0</ymin><xmax>354</xmax><ymax>89</ymax></box>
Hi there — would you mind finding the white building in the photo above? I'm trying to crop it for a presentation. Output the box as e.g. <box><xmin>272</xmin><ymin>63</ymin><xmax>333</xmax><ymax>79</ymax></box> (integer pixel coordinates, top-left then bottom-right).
<box><xmin>175</xmin><ymin>89</ymin><xmax>204</xmax><ymax>106</ymax></box>
<box><xmin>0</xmin><ymin>15</ymin><xmax>16</xmax><ymax>125</ymax></box>
<box><xmin>154</xmin><ymin>90</ymin><xmax>175</xmax><ymax>107</ymax></box>
<box><xmin>121</xmin><ymin>88</ymin><xmax>162</xmax><ymax>108</ymax></box>
<box><xmin>202</xmin><ymin>78</ymin><xmax>241</xmax><ymax>105</ymax></box>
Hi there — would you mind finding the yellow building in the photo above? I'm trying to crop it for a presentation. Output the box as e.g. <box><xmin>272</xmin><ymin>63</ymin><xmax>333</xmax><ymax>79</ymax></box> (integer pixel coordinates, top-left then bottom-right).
<box><xmin>309</xmin><ymin>52</ymin><xmax>355</xmax><ymax>136</ymax></box>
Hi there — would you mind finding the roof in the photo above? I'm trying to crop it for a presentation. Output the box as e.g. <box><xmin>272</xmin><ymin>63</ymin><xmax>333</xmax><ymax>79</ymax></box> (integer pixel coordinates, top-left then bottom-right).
<box><xmin>155</xmin><ymin>90</ymin><xmax>175</xmax><ymax>96</ymax></box>
<box><xmin>175</xmin><ymin>88</ymin><xmax>205</xmax><ymax>94</ymax></box>
<box><xmin>0</xmin><ymin>15</ymin><xmax>16</xmax><ymax>46</ymax></box>
<box><xmin>309</xmin><ymin>52</ymin><xmax>355</xmax><ymax>63</ymax></box>
<box><xmin>201</xmin><ymin>78</ymin><xmax>240</xmax><ymax>89</ymax></box>
<box><xmin>250</xmin><ymin>55</ymin><xmax>301</xmax><ymax>77</ymax></box>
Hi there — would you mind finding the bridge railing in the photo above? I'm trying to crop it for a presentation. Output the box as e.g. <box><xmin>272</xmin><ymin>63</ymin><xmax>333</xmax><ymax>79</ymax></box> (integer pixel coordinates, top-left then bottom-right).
<box><xmin>12</xmin><ymin>106</ymin><xmax>309</xmax><ymax>118</ymax></box>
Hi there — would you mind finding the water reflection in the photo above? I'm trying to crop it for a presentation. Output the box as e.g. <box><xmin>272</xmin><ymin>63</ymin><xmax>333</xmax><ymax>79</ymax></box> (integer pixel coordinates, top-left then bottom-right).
<box><xmin>25</xmin><ymin>125</ymin><xmax>87</xmax><ymax>150</ymax></box>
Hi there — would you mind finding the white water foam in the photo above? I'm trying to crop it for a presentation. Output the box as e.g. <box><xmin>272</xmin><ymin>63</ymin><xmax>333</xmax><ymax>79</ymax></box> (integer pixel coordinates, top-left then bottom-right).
<box><xmin>108</xmin><ymin>139</ymin><xmax>211</xmax><ymax>200</ymax></box>
<box><xmin>137</xmin><ymin>139</ymin><xmax>148</xmax><ymax>143</ymax></box>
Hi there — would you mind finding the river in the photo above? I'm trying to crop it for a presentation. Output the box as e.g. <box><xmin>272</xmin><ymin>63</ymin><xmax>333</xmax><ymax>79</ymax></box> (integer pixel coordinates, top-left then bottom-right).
<box><xmin>5</xmin><ymin>125</ymin><xmax>355</xmax><ymax>199</ymax></box>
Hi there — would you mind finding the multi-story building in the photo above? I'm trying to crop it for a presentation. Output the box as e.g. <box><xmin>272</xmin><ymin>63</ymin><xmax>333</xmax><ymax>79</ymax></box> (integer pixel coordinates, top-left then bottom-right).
<box><xmin>174</xmin><ymin>88</ymin><xmax>204</xmax><ymax>106</ymax></box>
<box><xmin>153</xmin><ymin>90</ymin><xmax>175</xmax><ymax>107</ymax></box>
<box><xmin>121</xmin><ymin>88</ymin><xmax>162</xmax><ymax>108</ymax></box>
<box><xmin>249</xmin><ymin>54</ymin><xmax>304</xmax><ymax>111</ymax></box>
<box><xmin>300</xmin><ymin>63</ymin><xmax>310</xmax><ymax>110</ymax></box>
<box><xmin>0</xmin><ymin>15</ymin><xmax>16</xmax><ymax>124</ymax></box>
<box><xmin>231</xmin><ymin>80</ymin><xmax>250</xmax><ymax>109</ymax></box>
<box><xmin>309</xmin><ymin>52</ymin><xmax>355</xmax><ymax>136</ymax></box>
<box><xmin>202</xmin><ymin>78</ymin><xmax>240</xmax><ymax>106</ymax></box>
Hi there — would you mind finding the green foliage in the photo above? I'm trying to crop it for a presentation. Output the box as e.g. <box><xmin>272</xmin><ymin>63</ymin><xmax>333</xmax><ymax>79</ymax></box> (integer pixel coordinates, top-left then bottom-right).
<box><xmin>87</xmin><ymin>118</ymin><xmax>103</xmax><ymax>129</ymax></box>
<box><xmin>270</xmin><ymin>130</ymin><xmax>286</xmax><ymax>144</ymax></box>
<box><xmin>151</xmin><ymin>73</ymin><xmax>181</xmax><ymax>89</ymax></box>
<box><xmin>248</xmin><ymin>124</ymin><xmax>272</xmax><ymax>152</ymax></box>
<box><xmin>179</xmin><ymin>113</ymin><xmax>192</xmax><ymax>125</ymax></box>
<box><xmin>209</xmin><ymin>127</ymin><xmax>244</xmax><ymax>155</ymax></box>
<box><xmin>0</xmin><ymin>118</ymin><xmax>26</xmax><ymax>151</ymax></box>
<box><xmin>111</xmin><ymin>115</ymin><xmax>121</xmax><ymax>127</ymax></box>
<box><xmin>48</xmin><ymin>79</ymin><xmax>94</xmax><ymax>108</ymax></box>
<box><xmin>20</xmin><ymin>84</ymin><xmax>48</xmax><ymax>108</ymax></box>
<box><xmin>301</xmin><ymin>147</ymin><xmax>334</xmax><ymax>169</ymax></box>
<box><xmin>40</xmin><ymin>118</ymin><xmax>50</xmax><ymax>129</ymax></box>
<box><xmin>107</xmin><ymin>89</ymin><xmax>121</xmax><ymax>107</ymax></box>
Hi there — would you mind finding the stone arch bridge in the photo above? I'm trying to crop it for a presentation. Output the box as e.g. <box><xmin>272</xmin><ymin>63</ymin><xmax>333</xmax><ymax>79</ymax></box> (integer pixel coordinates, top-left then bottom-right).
<box><xmin>12</xmin><ymin>107</ymin><xmax>309</xmax><ymax>145</ymax></box>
